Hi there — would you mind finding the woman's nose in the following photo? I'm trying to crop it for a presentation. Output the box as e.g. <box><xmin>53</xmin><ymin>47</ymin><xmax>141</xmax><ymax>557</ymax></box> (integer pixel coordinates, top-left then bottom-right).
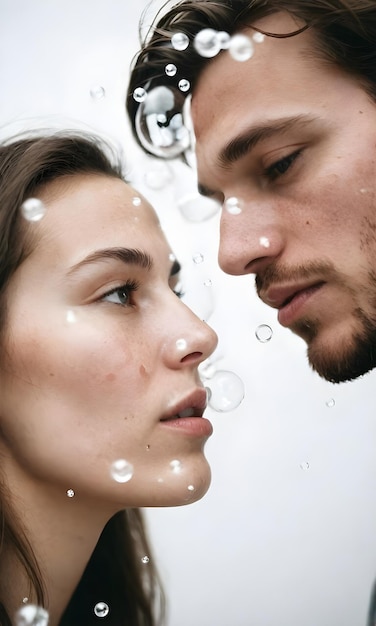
<box><xmin>162</xmin><ymin>300</ymin><xmax>218</xmax><ymax>369</ymax></box>
<box><xmin>218</xmin><ymin>202</ymin><xmax>285</xmax><ymax>276</ymax></box>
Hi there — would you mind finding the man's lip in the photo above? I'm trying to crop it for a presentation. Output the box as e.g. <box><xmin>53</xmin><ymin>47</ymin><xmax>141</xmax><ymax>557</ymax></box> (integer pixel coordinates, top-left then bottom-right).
<box><xmin>261</xmin><ymin>281</ymin><xmax>325</xmax><ymax>309</ymax></box>
<box><xmin>160</xmin><ymin>387</ymin><xmax>208</xmax><ymax>421</ymax></box>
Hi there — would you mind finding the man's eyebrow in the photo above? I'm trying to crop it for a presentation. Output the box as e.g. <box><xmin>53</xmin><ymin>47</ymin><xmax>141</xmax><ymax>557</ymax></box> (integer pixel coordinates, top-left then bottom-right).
<box><xmin>218</xmin><ymin>115</ymin><xmax>318</xmax><ymax>169</ymax></box>
<box><xmin>67</xmin><ymin>247</ymin><xmax>153</xmax><ymax>276</ymax></box>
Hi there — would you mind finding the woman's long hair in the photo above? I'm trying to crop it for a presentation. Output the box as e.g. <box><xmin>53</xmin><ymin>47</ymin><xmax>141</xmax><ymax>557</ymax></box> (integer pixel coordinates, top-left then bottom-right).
<box><xmin>0</xmin><ymin>132</ymin><xmax>165</xmax><ymax>625</ymax></box>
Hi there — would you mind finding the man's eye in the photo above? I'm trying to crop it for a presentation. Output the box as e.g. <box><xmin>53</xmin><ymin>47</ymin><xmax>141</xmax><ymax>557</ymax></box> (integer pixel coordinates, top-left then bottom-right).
<box><xmin>265</xmin><ymin>149</ymin><xmax>302</xmax><ymax>180</ymax></box>
<box><xmin>101</xmin><ymin>280</ymin><xmax>139</xmax><ymax>306</ymax></box>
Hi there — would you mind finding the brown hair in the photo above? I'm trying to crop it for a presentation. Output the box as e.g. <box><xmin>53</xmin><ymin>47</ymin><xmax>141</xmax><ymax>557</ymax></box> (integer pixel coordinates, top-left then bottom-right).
<box><xmin>0</xmin><ymin>132</ymin><xmax>164</xmax><ymax>625</ymax></box>
<box><xmin>126</xmin><ymin>0</ymin><xmax>376</xmax><ymax>154</ymax></box>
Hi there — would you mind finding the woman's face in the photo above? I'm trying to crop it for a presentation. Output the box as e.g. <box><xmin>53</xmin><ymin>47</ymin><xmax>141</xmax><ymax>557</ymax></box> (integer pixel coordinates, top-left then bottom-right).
<box><xmin>0</xmin><ymin>174</ymin><xmax>217</xmax><ymax>511</ymax></box>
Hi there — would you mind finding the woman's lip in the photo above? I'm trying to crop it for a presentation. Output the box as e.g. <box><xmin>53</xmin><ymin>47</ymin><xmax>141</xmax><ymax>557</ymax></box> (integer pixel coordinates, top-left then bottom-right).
<box><xmin>277</xmin><ymin>283</ymin><xmax>324</xmax><ymax>327</ymax></box>
<box><xmin>159</xmin><ymin>416</ymin><xmax>213</xmax><ymax>437</ymax></box>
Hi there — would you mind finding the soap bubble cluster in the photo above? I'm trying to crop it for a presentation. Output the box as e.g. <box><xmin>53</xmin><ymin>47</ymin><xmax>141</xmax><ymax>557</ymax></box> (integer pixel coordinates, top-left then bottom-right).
<box><xmin>110</xmin><ymin>459</ymin><xmax>134</xmax><ymax>483</ymax></box>
<box><xmin>15</xmin><ymin>604</ymin><xmax>49</xmax><ymax>626</ymax></box>
<box><xmin>93</xmin><ymin>602</ymin><xmax>110</xmax><ymax>618</ymax></box>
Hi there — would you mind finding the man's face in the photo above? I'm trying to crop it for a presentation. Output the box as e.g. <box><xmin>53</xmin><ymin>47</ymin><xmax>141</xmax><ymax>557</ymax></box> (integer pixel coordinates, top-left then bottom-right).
<box><xmin>191</xmin><ymin>12</ymin><xmax>376</xmax><ymax>383</ymax></box>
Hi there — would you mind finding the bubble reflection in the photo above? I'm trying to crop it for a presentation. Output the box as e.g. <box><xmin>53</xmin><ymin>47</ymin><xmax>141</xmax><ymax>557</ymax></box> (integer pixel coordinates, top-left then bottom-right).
<box><xmin>229</xmin><ymin>34</ymin><xmax>254</xmax><ymax>61</ymax></box>
<box><xmin>171</xmin><ymin>32</ymin><xmax>189</xmax><ymax>51</ymax></box>
<box><xmin>15</xmin><ymin>605</ymin><xmax>49</xmax><ymax>626</ymax></box>
<box><xmin>255</xmin><ymin>324</ymin><xmax>273</xmax><ymax>343</ymax></box>
<box><xmin>194</xmin><ymin>28</ymin><xmax>221</xmax><ymax>58</ymax></box>
<box><xmin>94</xmin><ymin>602</ymin><xmax>109</xmax><ymax>618</ymax></box>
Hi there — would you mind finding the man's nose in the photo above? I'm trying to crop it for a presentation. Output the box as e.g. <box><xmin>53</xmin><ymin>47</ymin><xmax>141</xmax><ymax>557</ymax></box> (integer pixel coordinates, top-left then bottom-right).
<box><xmin>218</xmin><ymin>203</ymin><xmax>285</xmax><ymax>276</ymax></box>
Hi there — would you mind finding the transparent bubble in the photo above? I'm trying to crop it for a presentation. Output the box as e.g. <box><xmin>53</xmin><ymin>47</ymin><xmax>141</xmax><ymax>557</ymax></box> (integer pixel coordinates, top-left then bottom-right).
<box><xmin>193</xmin><ymin>28</ymin><xmax>221</xmax><ymax>58</ymax></box>
<box><xmin>21</xmin><ymin>198</ymin><xmax>46</xmax><ymax>222</ymax></box>
<box><xmin>206</xmin><ymin>370</ymin><xmax>245</xmax><ymax>412</ymax></box>
<box><xmin>133</xmin><ymin>87</ymin><xmax>147</xmax><ymax>103</ymax></box>
<box><xmin>216</xmin><ymin>30</ymin><xmax>231</xmax><ymax>49</ymax></box>
<box><xmin>176</xmin><ymin>338</ymin><xmax>188</xmax><ymax>351</ymax></box>
<box><xmin>165</xmin><ymin>63</ymin><xmax>177</xmax><ymax>76</ymax></box>
<box><xmin>170</xmin><ymin>459</ymin><xmax>182</xmax><ymax>473</ymax></box>
<box><xmin>192</xmin><ymin>253</ymin><xmax>204</xmax><ymax>264</ymax></box>
<box><xmin>177</xmin><ymin>191</ymin><xmax>220</xmax><ymax>222</ymax></box>
<box><xmin>253</xmin><ymin>32</ymin><xmax>265</xmax><ymax>43</ymax></box>
<box><xmin>171</xmin><ymin>32</ymin><xmax>189</xmax><ymax>51</ymax></box>
<box><xmin>300</xmin><ymin>462</ymin><xmax>310</xmax><ymax>471</ymax></box>
<box><xmin>326</xmin><ymin>398</ymin><xmax>336</xmax><ymax>408</ymax></box>
<box><xmin>187</xmin><ymin>484</ymin><xmax>195</xmax><ymax>492</ymax></box>
<box><xmin>94</xmin><ymin>602</ymin><xmax>109</xmax><ymax>618</ymax></box>
<box><xmin>259</xmin><ymin>236</ymin><xmax>270</xmax><ymax>248</ymax></box>
<box><xmin>90</xmin><ymin>85</ymin><xmax>106</xmax><ymax>100</ymax></box>
<box><xmin>229</xmin><ymin>34</ymin><xmax>254</xmax><ymax>61</ymax></box>
<box><xmin>224</xmin><ymin>197</ymin><xmax>242</xmax><ymax>215</ymax></box>
<box><xmin>132</xmin><ymin>196</ymin><xmax>142</xmax><ymax>206</ymax></box>
<box><xmin>144</xmin><ymin>161</ymin><xmax>173</xmax><ymax>190</ymax></box>
<box><xmin>135</xmin><ymin>86</ymin><xmax>190</xmax><ymax>158</ymax></box>
<box><xmin>110</xmin><ymin>459</ymin><xmax>134</xmax><ymax>483</ymax></box>
<box><xmin>141</xmin><ymin>555</ymin><xmax>150</xmax><ymax>564</ymax></box>
<box><xmin>178</xmin><ymin>78</ymin><xmax>190</xmax><ymax>92</ymax></box>
<box><xmin>203</xmin><ymin>279</ymin><xmax>212</xmax><ymax>287</ymax></box>
<box><xmin>15</xmin><ymin>605</ymin><xmax>49</xmax><ymax>626</ymax></box>
<box><xmin>255</xmin><ymin>324</ymin><xmax>273</xmax><ymax>343</ymax></box>
<box><xmin>66</xmin><ymin>489</ymin><xmax>75</xmax><ymax>498</ymax></box>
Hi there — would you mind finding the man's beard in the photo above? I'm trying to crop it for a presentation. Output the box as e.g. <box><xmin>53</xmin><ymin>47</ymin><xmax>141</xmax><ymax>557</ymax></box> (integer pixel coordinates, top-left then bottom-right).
<box><xmin>256</xmin><ymin>262</ymin><xmax>376</xmax><ymax>384</ymax></box>
<box><xmin>304</xmin><ymin>307</ymin><xmax>376</xmax><ymax>383</ymax></box>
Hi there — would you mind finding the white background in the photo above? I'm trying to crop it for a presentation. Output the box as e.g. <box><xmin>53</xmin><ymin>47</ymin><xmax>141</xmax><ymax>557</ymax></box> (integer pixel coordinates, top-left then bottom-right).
<box><xmin>1</xmin><ymin>1</ymin><xmax>376</xmax><ymax>625</ymax></box>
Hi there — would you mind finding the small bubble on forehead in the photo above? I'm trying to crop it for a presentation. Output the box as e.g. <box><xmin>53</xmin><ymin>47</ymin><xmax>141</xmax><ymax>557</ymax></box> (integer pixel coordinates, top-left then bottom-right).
<box><xmin>93</xmin><ymin>602</ymin><xmax>110</xmax><ymax>618</ymax></box>
<box><xmin>178</xmin><ymin>78</ymin><xmax>190</xmax><ymax>92</ymax></box>
<box><xmin>132</xmin><ymin>196</ymin><xmax>142</xmax><ymax>206</ymax></box>
<box><xmin>90</xmin><ymin>85</ymin><xmax>106</xmax><ymax>100</ymax></box>
<box><xmin>216</xmin><ymin>30</ymin><xmax>231</xmax><ymax>49</ymax></box>
<box><xmin>171</xmin><ymin>32</ymin><xmax>189</xmax><ymax>51</ymax></box>
<box><xmin>20</xmin><ymin>198</ymin><xmax>46</xmax><ymax>222</ymax></box>
<box><xmin>255</xmin><ymin>324</ymin><xmax>273</xmax><ymax>343</ymax></box>
<box><xmin>229</xmin><ymin>33</ymin><xmax>254</xmax><ymax>62</ymax></box>
<box><xmin>176</xmin><ymin>338</ymin><xmax>188</xmax><ymax>351</ymax></box>
<box><xmin>110</xmin><ymin>459</ymin><xmax>134</xmax><ymax>483</ymax></box>
<box><xmin>133</xmin><ymin>86</ymin><xmax>147</xmax><ymax>103</ymax></box>
<box><xmin>194</xmin><ymin>28</ymin><xmax>221</xmax><ymax>58</ymax></box>
<box><xmin>165</xmin><ymin>63</ymin><xmax>177</xmax><ymax>76</ymax></box>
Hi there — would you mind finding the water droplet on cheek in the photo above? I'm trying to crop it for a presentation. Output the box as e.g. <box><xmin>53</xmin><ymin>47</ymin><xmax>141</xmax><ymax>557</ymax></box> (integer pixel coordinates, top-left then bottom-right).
<box><xmin>110</xmin><ymin>459</ymin><xmax>134</xmax><ymax>483</ymax></box>
<box><xmin>66</xmin><ymin>489</ymin><xmax>75</xmax><ymax>498</ymax></box>
<box><xmin>259</xmin><ymin>236</ymin><xmax>270</xmax><ymax>249</ymax></box>
<box><xmin>170</xmin><ymin>459</ymin><xmax>182</xmax><ymax>473</ymax></box>
<box><xmin>224</xmin><ymin>197</ymin><xmax>242</xmax><ymax>215</ymax></box>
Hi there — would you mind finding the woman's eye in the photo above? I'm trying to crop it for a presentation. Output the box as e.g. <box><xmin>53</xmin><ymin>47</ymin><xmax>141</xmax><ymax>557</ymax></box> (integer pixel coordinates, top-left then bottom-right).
<box><xmin>101</xmin><ymin>280</ymin><xmax>138</xmax><ymax>306</ymax></box>
<box><xmin>265</xmin><ymin>149</ymin><xmax>302</xmax><ymax>180</ymax></box>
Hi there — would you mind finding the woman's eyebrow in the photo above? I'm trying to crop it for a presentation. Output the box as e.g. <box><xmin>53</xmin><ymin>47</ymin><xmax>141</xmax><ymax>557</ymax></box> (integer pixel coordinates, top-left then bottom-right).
<box><xmin>67</xmin><ymin>247</ymin><xmax>153</xmax><ymax>276</ymax></box>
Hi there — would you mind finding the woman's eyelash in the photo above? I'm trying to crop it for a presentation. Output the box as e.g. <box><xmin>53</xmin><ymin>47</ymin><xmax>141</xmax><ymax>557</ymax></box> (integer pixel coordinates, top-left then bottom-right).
<box><xmin>101</xmin><ymin>279</ymin><xmax>139</xmax><ymax>306</ymax></box>
<box><xmin>265</xmin><ymin>149</ymin><xmax>302</xmax><ymax>180</ymax></box>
